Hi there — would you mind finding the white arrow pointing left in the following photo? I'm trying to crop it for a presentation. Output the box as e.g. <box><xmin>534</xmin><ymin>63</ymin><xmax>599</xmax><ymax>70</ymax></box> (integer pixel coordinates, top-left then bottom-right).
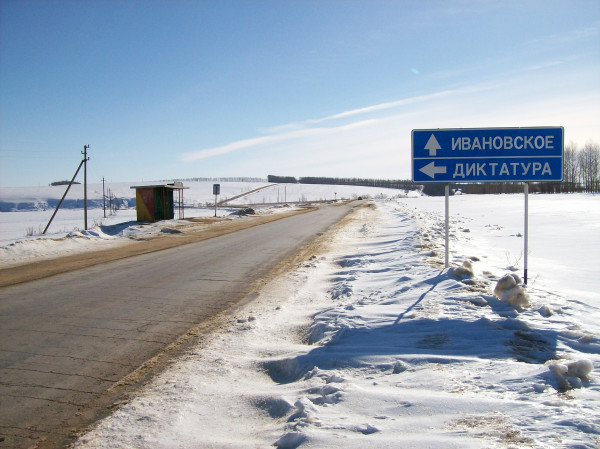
<box><xmin>419</xmin><ymin>161</ymin><xmax>447</xmax><ymax>179</ymax></box>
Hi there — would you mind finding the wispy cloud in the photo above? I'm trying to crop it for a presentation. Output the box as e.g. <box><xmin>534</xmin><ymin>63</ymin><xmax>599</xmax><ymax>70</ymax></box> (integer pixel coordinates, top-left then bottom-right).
<box><xmin>181</xmin><ymin>118</ymin><xmax>378</xmax><ymax>162</ymax></box>
<box><xmin>304</xmin><ymin>88</ymin><xmax>474</xmax><ymax>125</ymax></box>
<box><xmin>182</xmin><ymin>85</ymin><xmax>485</xmax><ymax>163</ymax></box>
<box><xmin>181</xmin><ymin>135</ymin><xmax>281</xmax><ymax>162</ymax></box>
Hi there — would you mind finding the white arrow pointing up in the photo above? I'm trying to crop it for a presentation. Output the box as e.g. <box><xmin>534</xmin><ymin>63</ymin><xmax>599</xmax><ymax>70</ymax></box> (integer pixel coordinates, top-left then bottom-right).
<box><xmin>419</xmin><ymin>161</ymin><xmax>447</xmax><ymax>179</ymax></box>
<box><xmin>425</xmin><ymin>134</ymin><xmax>441</xmax><ymax>156</ymax></box>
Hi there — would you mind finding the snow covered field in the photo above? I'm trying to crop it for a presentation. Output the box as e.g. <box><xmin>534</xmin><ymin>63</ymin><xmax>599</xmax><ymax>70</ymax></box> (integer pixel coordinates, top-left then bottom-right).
<box><xmin>60</xmin><ymin>192</ymin><xmax>599</xmax><ymax>449</ymax></box>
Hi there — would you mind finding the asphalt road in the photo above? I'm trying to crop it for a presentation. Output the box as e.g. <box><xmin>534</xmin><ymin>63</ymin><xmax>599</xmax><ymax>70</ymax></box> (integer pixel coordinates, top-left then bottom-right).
<box><xmin>0</xmin><ymin>202</ymin><xmax>357</xmax><ymax>448</ymax></box>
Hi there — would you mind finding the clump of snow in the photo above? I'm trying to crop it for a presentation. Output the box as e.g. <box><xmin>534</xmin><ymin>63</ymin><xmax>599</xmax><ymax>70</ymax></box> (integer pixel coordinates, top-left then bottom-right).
<box><xmin>275</xmin><ymin>431</ymin><xmax>308</xmax><ymax>449</ymax></box>
<box><xmin>251</xmin><ymin>396</ymin><xmax>295</xmax><ymax>419</ymax></box>
<box><xmin>539</xmin><ymin>305</ymin><xmax>553</xmax><ymax>317</ymax></box>
<box><xmin>450</xmin><ymin>260</ymin><xmax>474</xmax><ymax>279</ymax></box>
<box><xmin>230</xmin><ymin>207</ymin><xmax>256</xmax><ymax>216</ymax></box>
<box><xmin>392</xmin><ymin>360</ymin><xmax>409</xmax><ymax>374</ymax></box>
<box><xmin>493</xmin><ymin>273</ymin><xmax>530</xmax><ymax>310</ymax></box>
<box><xmin>548</xmin><ymin>359</ymin><xmax>594</xmax><ymax>390</ymax></box>
<box><xmin>566</xmin><ymin>359</ymin><xmax>594</xmax><ymax>378</ymax></box>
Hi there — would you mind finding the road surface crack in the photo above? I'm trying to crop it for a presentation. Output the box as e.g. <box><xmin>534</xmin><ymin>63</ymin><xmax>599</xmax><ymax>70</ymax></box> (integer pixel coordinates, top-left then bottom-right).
<box><xmin>2</xmin><ymin>367</ymin><xmax>117</xmax><ymax>383</ymax></box>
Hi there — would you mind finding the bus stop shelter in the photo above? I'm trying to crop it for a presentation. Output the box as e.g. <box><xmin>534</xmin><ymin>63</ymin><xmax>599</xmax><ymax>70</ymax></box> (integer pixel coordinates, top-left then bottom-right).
<box><xmin>130</xmin><ymin>182</ymin><xmax>188</xmax><ymax>222</ymax></box>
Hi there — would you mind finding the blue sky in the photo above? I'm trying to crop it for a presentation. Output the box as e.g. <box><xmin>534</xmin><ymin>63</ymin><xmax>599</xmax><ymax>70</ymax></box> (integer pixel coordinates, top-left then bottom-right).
<box><xmin>1</xmin><ymin>0</ymin><xmax>599</xmax><ymax>187</ymax></box>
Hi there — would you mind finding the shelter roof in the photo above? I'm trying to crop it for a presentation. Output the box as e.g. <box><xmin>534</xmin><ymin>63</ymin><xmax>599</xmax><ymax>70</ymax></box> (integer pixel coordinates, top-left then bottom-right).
<box><xmin>130</xmin><ymin>182</ymin><xmax>189</xmax><ymax>190</ymax></box>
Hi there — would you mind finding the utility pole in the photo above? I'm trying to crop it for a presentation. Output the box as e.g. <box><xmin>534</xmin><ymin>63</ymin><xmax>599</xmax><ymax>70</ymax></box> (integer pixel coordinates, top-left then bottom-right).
<box><xmin>43</xmin><ymin>158</ymin><xmax>85</xmax><ymax>234</ymax></box>
<box><xmin>82</xmin><ymin>145</ymin><xmax>90</xmax><ymax>229</ymax></box>
<box><xmin>102</xmin><ymin>177</ymin><xmax>106</xmax><ymax>218</ymax></box>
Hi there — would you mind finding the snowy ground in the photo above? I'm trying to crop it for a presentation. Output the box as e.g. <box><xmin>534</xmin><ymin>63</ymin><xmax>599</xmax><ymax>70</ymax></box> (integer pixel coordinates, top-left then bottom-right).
<box><xmin>65</xmin><ymin>193</ymin><xmax>599</xmax><ymax>449</ymax></box>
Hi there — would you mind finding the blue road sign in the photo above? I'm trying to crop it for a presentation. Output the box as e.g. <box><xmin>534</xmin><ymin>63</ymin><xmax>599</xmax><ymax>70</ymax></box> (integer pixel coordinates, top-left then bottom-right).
<box><xmin>412</xmin><ymin>127</ymin><xmax>564</xmax><ymax>183</ymax></box>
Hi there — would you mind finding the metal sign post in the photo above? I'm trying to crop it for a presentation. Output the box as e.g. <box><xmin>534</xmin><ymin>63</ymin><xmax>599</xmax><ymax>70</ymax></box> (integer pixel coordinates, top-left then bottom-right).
<box><xmin>445</xmin><ymin>183</ymin><xmax>449</xmax><ymax>268</ymax></box>
<box><xmin>213</xmin><ymin>184</ymin><xmax>220</xmax><ymax>217</ymax></box>
<box><xmin>524</xmin><ymin>182</ymin><xmax>529</xmax><ymax>284</ymax></box>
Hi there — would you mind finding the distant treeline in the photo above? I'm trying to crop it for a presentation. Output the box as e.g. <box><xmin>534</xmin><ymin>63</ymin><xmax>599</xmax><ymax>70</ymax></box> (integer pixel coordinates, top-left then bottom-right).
<box><xmin>267</xmin><ymin>175</ymin><xmax>419</xmax><ymax>190</ymax></box>
<box><xmin>268</xmin><ymin>175</ymin><xmax>299</xmax><ymax>184</ymax></box>
<box><xmin>174</xmin><ymin>177</ymin><xmax>267</xmax><ymax>183</ymax></box>
<box><xmin>50</xmin><ymin>180</ymin><xmax>81</xmax><ymax>186</ymax></box>
<box><xmin>452</xmin><ymin>182</ymin><xmax>584</xmax><ymax>195</ymax></box>
<box><xmin>561</xmin><ymin>141</ymin><xmax>599</xmax><ymax>193</ymax></box>
<box><xmin>267</xmin><ymin>175</ymin><xmax>463</xmax><ymax>196</ymax></box>
<box><xmin>422</xmin><ymin>183</ymin><xmax>555</xmax><ymax>196</ymax></box>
